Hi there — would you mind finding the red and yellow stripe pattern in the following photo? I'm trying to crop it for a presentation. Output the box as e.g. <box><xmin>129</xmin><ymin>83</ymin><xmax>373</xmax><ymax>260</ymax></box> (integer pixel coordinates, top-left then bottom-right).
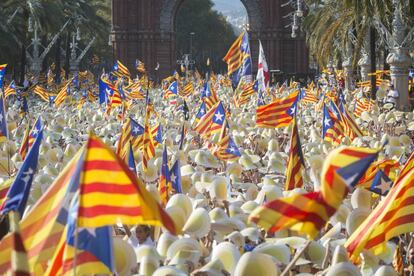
<box><xmin>285</xmin><ymin>118</ymin><xmax>305</xmax><ymax>191</ymax></box>
<box><xmin>256</xmin><ymin>90</ymin><xmax>298</xmax><ymax>128</ymax></box>
<box><xmin>77</xmin><ymin>134</ymin><xmax>178</xmax><ymax>234</ymax></box>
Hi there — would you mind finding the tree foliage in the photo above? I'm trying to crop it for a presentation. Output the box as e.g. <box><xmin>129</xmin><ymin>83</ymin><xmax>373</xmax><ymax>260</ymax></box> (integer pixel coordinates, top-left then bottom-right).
<box><xmin>176</xmin><ymin>0</ymin><xmax>237</xmax><ymax>73</ymax></box>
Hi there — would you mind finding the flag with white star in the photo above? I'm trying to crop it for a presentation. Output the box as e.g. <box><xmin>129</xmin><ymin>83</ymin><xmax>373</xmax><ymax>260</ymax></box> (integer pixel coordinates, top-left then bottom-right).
<box><xmin>170</xmin><ymin>159</ymin><xmax>182</xmax><ymax>194</ymax></box>
<box><xmin>0</xmin><ymin>125</ymin><xmax>42</xmax><ymax>217</ymax></box>
<box><xmin>322</xmin><ymin>104</ymin><xmax>345</xmax><ymax>146</ymax></box>
<box><xmin>370</xmin><ymin>169</ymin><xmax>393</xmax><ymax>196</ymax></box>
<box><xmin>0</xmin><ymin>64</ymin><xmax>6</xmax><ymax>89</ymax></box>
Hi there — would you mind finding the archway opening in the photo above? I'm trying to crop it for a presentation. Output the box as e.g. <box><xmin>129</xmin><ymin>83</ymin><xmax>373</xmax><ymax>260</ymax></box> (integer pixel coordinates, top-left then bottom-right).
<box><xmin>175</xmin><ymin>0</ymin><xmax>248</xmax><ymax>74</ymax></box>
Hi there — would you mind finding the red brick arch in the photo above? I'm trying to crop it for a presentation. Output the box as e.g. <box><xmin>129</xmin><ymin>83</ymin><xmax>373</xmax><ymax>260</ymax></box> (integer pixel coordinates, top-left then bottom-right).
<box><xmin>111</xmin><ymin>0</ymin><xmax>309</xmax><ymax>78</ymax></box>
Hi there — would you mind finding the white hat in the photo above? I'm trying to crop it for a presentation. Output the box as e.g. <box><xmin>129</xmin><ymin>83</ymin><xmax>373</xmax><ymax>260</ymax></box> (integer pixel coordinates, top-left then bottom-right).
<box><xmin>233</xmin><ymin>252</ymin><xmax>280</xmax><ymax>276</ymax></box>
<box><xmin>182</xmin><ymin>208</ymin><xmax>211</xmax><ymax>238</ymax></box>
<box><xmin>211</xmin><ymin>242</ymin><xmax>241</xmax><ymax>274</ymax></box>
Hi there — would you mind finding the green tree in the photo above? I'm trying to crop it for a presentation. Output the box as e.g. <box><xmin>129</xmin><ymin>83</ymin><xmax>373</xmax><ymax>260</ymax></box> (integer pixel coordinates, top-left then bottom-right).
<box><xmin>176</xmin><ymin>0</ymin><xmax>237</xmax><ymax>73</ymax></box>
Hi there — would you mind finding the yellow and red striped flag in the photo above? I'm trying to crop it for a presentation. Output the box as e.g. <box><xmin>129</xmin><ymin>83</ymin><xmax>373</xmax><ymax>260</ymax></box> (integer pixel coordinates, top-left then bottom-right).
<box><xmin>323</xmin><ymin>104</ymin><xmax>345</xmax><ymax>146</ymax></box>
<box><xmin>33</xmin><ymin>85</ymin><xmax>50</xmax><ymax>102</ymax></box>
<box><xmin>77</xmin><ymin>134</ymin><xmax>178</xmax><ymax>234</ymax></box>
<box><xmin>249</xmin><ymin>146</ymin><xmax>378</xmax><ymax>238</ymax></box>
<box><xmin>158</xmin><ymin>145</ymin><xmax>171</xmax><ymax>206</ymax></box>
<box><xmin>179</xmin><ymin>82</ymin><xmax>193</xmax><ymax>98</ymax></box>
<box><xmin>0</xmin><ymin>179</ymin><xmax>12</xmax><ymax>207</ymax></box>
<box><xmin>285</xmin><ymin>118</ymin><xmax>305</xmax><ymax>191</ymax></box>
<box><xmin>8</xmin><ymin>211</ymin><xmax>30</xmax><ymax>276</ymax></box>
<box><xmin>256</xmin><ymin>90</ymin><xmax>298</xmax><ymax>128</ymax></box>
<box><xmin>223</xmin><ymin>31</ymin><xmax>245</xmax><ymax>77</ymax></box>
<box><xmin>354</xmin><ymin>98</ymin><xmax>374</xmax><ymax>117</ymax></box>
<box><xmin>345</xmin><ymin>166</ymin><xmax>414</xmax><ymax>260</ymax></box>
<box><xmin>54</xmin><ymin>79</ymin><xmax>72</xmax><ymax>107</ymax></box>
<box><xmin>357</xmin><ymin>159</ymin><xmax>400</xmax><ymax>188</ymax></box>
<box><xmin>142</xmin><ymin>104</ymin><xmax>156</xmax><ymax>171</ymax></box>
<box><xmin>0</xmin><ymin>151</ymin><xmax>82</xmax><ymax>274</ymax></box>
<box><xmin>112</xmin><ymin>60</ymin><xmax>131</xmax><ymax>78</ymax></box>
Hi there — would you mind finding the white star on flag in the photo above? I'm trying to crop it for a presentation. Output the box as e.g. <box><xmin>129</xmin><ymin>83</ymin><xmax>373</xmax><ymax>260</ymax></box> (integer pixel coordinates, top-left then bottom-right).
<box><xmin>324</xmin><ymin>118</ymin><xmax>331</xmax><ymax>127</ymax></box>
<box><xmin>170</xmin><ymin>173</ymin><xmax>177</xmax><ymax>183</ymax></box>
<box><xmin>376</xmin><ymin>178</ymin><xmax>392</xmax><ymax>194</ymax></box>
<box><xmin>79</xmin><ymin>227</ymin><xmax>97</xmax><ymax>237</ymax></box>
<box><xmin>214</xmin><ymin>112</ymin><xmax>224</xmax><ymax>122</ymax></box>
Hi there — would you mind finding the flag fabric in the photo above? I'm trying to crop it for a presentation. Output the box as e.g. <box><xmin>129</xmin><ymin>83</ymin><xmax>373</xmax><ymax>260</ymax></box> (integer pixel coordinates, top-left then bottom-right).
<box><xmin>112</xmin><ymin>60</ymin><xmax>130</xmax><ymax>78</ymax></box>
<box><xmin>142</xmin><ymin>104</ymin><xmax>156</xmax><ymax>171</ymax></box>
<box><xmin>398</xmin><ymin>151</ymin><xmax>414</xmax><ymax>181</ymax></box>
<box><xmin>19</xmin><ymin>125</ymin><xmax>30</xmax><ymax>161</ymax></box>
<box><xmin>33</xmin><ymin>85</ymin><xmax>50</xmax><ymax>102</ymax></box>
<box><xmin>194</xmin><ymin>101</ymin><xmax>226</xmax><ymax>138</ymax></box>
<box><xmin>0</xmin><ymin>64</ymin><xmax>7</xmax><ymax>89</ymax></box>
<box><xmin>165</xmin><ymin>81</ymin><xmax>178</xmax><ymax>98</ymax></box>
<box><xmin>223</xmin><ymin>31</ymin><xmax>252</xmax><ymax>86</ymax></box>
<box><xmin>180</xmin><ymin>82</ymin><xmax>193</xmax><ymax>98</ymax></box>
<box><xmin>193</xmin><ymin>102</ymin><xmax>207</xmax><ymax>126</ymax></box>
<box><xmin>55</xmin><ymin>80</ymin><xmax>72</xmax><ymax>107</ymax></box>
<box><xmin>322</xmin><ymin>104</ymin><xmax>344</xmax><ymax>146</ymax></box>
<box><xmin>159</xmin><ymin>145</ymin><xmax>171</xmax><ymax>206</ymax></box>
<box><xmin>0</xmin><ymin>151</ymin><xmax>82</xmax><ymax>274</ymax></box>
<box><xmin>249</xmin><ymin>146</ymin><xmax>378</xmax><ymax>238</ymax></box>
<box><xmin>128</xmin><ymin>142</ymin><xmax>137</xmax><ymax>175</ymax></box>
<box><xmin>256</xmin><ymin>90</ymin><xmax>298</xmax><ymax>128</ymax></box>
<box><xmin>152</xmin><ymin>124</ymin><xmax>163</xmax><ymax>146</ymax></box>
<box><xmin>210</xmin><ymin>124</ymin><xmax>241</xmax><ymax>162</ymax></box>
<box><xmin>170</xmin><ymin>159</ymin><xmax>182</xmax><ymax>194</ymax></box>
<box><xmin>4</xmin><ymin>80</ymin><xmax>17</xmax><ymax>99</ymax></box>
<box><xmin>116</xmin><ymin>117</ymin><xmax>145</xmax><ymax>160</ymax></box>
<box><xmin>337</xmin><ymin>101</ymin><xmax>364</xmax><ymax>140</ymax></box>
<box><xmin>357</xmin><ymin>159</ymin><xmax>400</xmax><ymax>189</ymax></box>
<box><xmin>300</xmin><ymin>88</ymin><xmax>318</xmax><ymax>104</ymax></box>
<box><xmin>285</xmin><ymin>118</ymin><xmax>305</xmax><ymax>191</ymax></box>
<box><xmin>0</xmin><ymin>179</ymin><xmax>12</xmax><ymax>207</ymax></box>
<box><xmin>0</xmin><ymin>126</ymin><xmax>42</xmax><ymax>218</ymax></box>
<box><xmin>8</xmin><ymin>211</ymin><xmax>30</xmax><ymax>276</ymax></box>
<box><xmin>369</xmin><ymin>169</ymin><xmax>393</xmax><ymax>196</ymax></box>
<box><xmin>77</xmin><ymin>134</ymin><xmax>178</xmax><ymax>234</ymax></box>
<box><xmin>99</xmin><ymin>77</ymin><xmax>114</xmax><ymax>105</ymax></box>
<box><xmin>109</xmin><ymin>85</ymin><xmax>123</xmax><ymax>107</ymax></box>
<box><xmin>47</xmin><ymin>185</ymin><xmax>114</xmax><ymax>276</ymax></box>
<box><xmin>345</xmin><ymin>167</ymin><xmax>414</xmax><ymax>261</ymax></box>
<box><xmin>0</xmin><ymin>94</ymin><xmax>8</xmax><ymax>142</ymax></box>
<box><xmin>354</xmin><ymin>98</ymin><xmax>374</xmax><ymax>117</ymax></box>
<box><xmin>256</xmin><ymin>40</ymin><xmax>269</xmax><ymax>93</ymax></box>
<box><xmin>201</xmin><ymin>82</ymin><xmax>219</xmax><ymax>109</ymax></box>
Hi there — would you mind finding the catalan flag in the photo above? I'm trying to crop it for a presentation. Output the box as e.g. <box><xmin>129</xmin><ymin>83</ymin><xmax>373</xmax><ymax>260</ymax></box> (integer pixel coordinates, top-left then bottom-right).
<box><xmin>256</xmin><ymin>90</ymin><xmax>298</xmax><ymax>128</ymax></box>
<box><xmin>0</xmin><ymin>179</ymin><xmax>12</xmax><ymax>207</ymax></box>
<box><xmin>300</xmin><ymin>88</ymin><xmax>318</xmax><ymax>104</ymax></box>
<box><xmin>48</xmin><ymin>184</ymin><xmax>114</xmax><ymax>276</ymax></box>
<box><xmin>165</xmin><ymin>81</ymin><xmax>178</xmax><ymax>98</ymax></box>
<box><xmin>170</xmin><ymin>159</ymin><xmax>182</xmax><ymax>194</ymax></box>
<box><xmin>0</xmin><ymin>151</ymin><xmax>82</xmax><ymax>274</ymax></box>
<box><xmin>4</xmin><ymin>80</ymin><xmax>17</xmax><ymax>99</ymax></box>
<box><xmin>210</xmin><ymin>124</ymin><xmax>241</xmax><ymax>162</ymax></box>
<box><xmin>201</xmin><ymin>82</ymin><xmax>219</xmax><ymax>109</ymax></box>
<box><xmin>336</xmin><ymin>100</ymin><xmax>364</xmax><ymax>140</ymax></box>
<box><xmin>142</xmin><ymin>103</ymin><xmax>156</xmax><ymax>171</ymax></box>
<box><xmin>159</xmin><ymin>145</ymin><xmax>171</xmax><ymax>206</ymax></box>
<box><xmin>116</xmin><ymin>117</ymin><xmax>145</xmax><ymax>160</ymax></box>
<box><xmin>354</xmin><ymin>97</ymin><xmax>374</xmax><ymax>117</ymax></box>
<box><xmin>180</xmin><ymin>82</ymin><xmax>193</xmax><ymax>98</ymax></box>
<box><xmin>357</xmin><ymin>159</ymin><xmax>400</xmax><ymax>189</ymax></box>
<box><xmin>55</xmin><ymin>79</ymin><xmax>72</xmax><ymax>107</ymax></box>
<box><xmin>0</xmin><ymin>64</ymin><xmax>7</xmax><ymax>89</ymax></box>
<box><xmin>250</xmin><ymin>146</ymin><xmax>379</xmax><ymax>238</ymax></box>
<box><xmin>322</xmin><ymin>104</ymin><xmax>344</xmax><ymax>146</ymax></box>
<box><xmin>194</xmin><ymin>101</ymin><xmax>226</xmax><ymax>138</ymax></box>
<box><xmin>0</xmin><ymin>125</ymin><xmax>42</xmax><ymax>218</ymax></box>
<box><xmin>369</xmin><ymin>169</ymin><xmax>393</xmax><ymax>196</ymax></box>
<box><xmin>77</xmin><ymin>134</ymin><xmax>178</xmax><ymax>233</ymax></box>
<box><xmin>193</xmin><ymin>102</ymin><xmax>207</xmax><ymax>126</ymax></box>
<box><xmin>19</xmin><ymin>117</ymin><xmax>42</xmax><ymax>160</ymax></box>
<box><xmin>109</xmin><ymin>85</ymin><xmax>123</xmax><ymax>107</ymax></box>
<box><xmin>33</xmin><ymin>85</ymin><xmax>50</xmax><ymax>102</ymax></box>
<box><xmin>112</xmin><ymin>60</ymin><xmax>131</xmax><ymax>78</ymax></box>
<box><xmin>8</xmin><ymin>211</ymin><xmax>30</xmax><ymax>276</ymax></box>
<box><xmin>345</xmin><ymin>166</ymin><xmax>414</xmax><ymax>261</ymax></box>
<box><xmin>99</xmin><ymin>77</ymin><xmax>114</xmax><ymax>105</ymax></box>
<box><xmin>223</xmin><ymin>31</ymin><xmax>252</xmax><ymax>86</ymax></box>
<box><xmin>285</xmin><ymin>118</ymin><xmax>305</xmax><ymax>191</ymax></box>
<box><xmin>0</xmin><ymin>94</ymin><xmax>7</xmax><ymax>142</ymax></box>
<box><xmin>152</xmin><ymin>124</ymin><xmax>163</xmax><ymax>147</ymax></box>
<box><xmin>128</xmin><ymin>142</ymin><xmax>137</xmax><ymax>175</ymax></box>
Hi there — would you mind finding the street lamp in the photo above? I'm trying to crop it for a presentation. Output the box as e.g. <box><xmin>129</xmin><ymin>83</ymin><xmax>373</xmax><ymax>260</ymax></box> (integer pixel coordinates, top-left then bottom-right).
<box><xmin>189</xmin><ymin>32</ymin><xmax>195</xmax><ymax>70</ymax></box>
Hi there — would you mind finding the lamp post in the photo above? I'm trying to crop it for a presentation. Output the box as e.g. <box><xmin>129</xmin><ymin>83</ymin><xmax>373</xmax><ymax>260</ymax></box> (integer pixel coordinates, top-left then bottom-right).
<box><xmin>372</xmin><ymin>0</ymin><xmax>414</xmax><ymax>110</ymax></box>
<box><xmin>189</xmin><ymin>32</ymin><xmax>195</xmax><ymax>70</ymax></box>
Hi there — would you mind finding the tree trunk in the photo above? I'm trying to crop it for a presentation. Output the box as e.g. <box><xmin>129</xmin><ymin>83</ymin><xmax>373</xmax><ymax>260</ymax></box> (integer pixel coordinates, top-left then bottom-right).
<box><xmin>54</xmin><ymin>37</ymin><xmax>62</xmax><ymax>84</ymax></box>
<box><xmin>64</xmin><ymin>31</ymin><xmax>70</xmax><ymax>79</ymax></box>
<box><xmin>383</xmin><ymin>47</ymin><xmax>389</xmax><ymax>71</ymax></box>
<box><xmin>370</xmin><ymin>27</ymin><xmax>376</xmax><ymax>100</ymax></box>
